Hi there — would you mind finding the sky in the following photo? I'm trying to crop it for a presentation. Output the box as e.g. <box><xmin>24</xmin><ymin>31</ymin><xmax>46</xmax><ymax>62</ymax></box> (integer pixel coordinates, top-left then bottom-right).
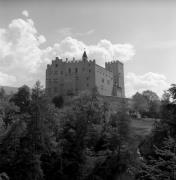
<box><xmin>0</xmin><ymin>0</ymin><xmax>176</xmax><ymax>97</ymax></box>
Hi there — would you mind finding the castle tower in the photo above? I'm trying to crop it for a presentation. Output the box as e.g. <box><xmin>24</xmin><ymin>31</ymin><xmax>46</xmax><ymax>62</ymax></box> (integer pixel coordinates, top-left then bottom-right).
<box><xmin>105</xmin><ymin>61</ymin><xmax>125</xmax><ymax>97</ymax></box>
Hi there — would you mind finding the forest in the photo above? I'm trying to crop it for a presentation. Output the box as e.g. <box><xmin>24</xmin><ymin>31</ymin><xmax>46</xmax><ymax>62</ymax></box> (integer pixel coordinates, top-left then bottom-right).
<box><xmin>0</xmin><ymin>82</ymin><xmax>176</xmax><ymax>180</ymax></box>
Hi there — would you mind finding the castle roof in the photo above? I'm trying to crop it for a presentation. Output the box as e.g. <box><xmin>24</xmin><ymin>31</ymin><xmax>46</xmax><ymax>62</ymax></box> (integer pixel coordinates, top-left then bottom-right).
<box><xmin>82</xmin><ymin>51</ymin><xmax>88</xmax><ymax>60</ymax></box>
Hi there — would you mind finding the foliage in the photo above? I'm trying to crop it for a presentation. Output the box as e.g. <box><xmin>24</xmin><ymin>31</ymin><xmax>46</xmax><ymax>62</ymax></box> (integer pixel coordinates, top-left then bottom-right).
<box><xmin>137</xmin><ymin>137</ymin><xmax>176</xmax><ymax>180</ymax></box>
<box><xmin>0</xmin><ymin>83</ymin><xmax>134</xmax><ymax>180</ymax></box>
<box><xmin>168</xmin><ymin>84</ymin><xmax>176</xmax><ymax>102</ymax></box>
<box><xmin>10</xmin><ymin>85</ymin><xmax>30</xmax><ymax>113</ymax></box>
<box><xmin>0</xmin><ymin>88</ymin><xmax>6</xmax><ymax>100</ymax></box>
<box><xmin>52</xmin><ymin>95</ymin><xmax>64</xmax><ymax>108</ymax></box>
<box><xmin>0</xmin><ymin>100</ymin><xmax>19</xmax><ymax>128</ymax></box>
<box><xmin>0</xmin><ymin>81</ymin><xmax>58</xmax><ymax>180</ymax></box>
<box><xmin>132</xmin><ymin>92</ymin><xmax>149</xmax><ymax>115</ymax></box>
<box><xmin>135</xmin><ymin>84</ymin><xmax>176</xmax><ymax>180</ymax></box>
<box><xmin>132</xmin><ymin>91</ymin><xmax>161</xmax><ymax>118</ymax></box>
<box><xmin>0</xmin><ymin>172</ymin><xmax>9</xmax><ymax>180</ymax></box>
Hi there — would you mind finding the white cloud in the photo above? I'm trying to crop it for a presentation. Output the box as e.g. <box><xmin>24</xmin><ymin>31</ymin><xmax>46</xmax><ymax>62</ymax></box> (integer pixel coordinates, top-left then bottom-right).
<box><xmin>125</xmin><ymin>72</ymin><xmax>170</xmax><ymax>98</ymax></box>
<box><xmin>57</xmin><ymin>27</ymin><xmax>73</xmax><ymax>37</ymax></box>
<box><xmin>0</xmin><ymin>72</ymin><xmax>17</xmax><ymax>86</ymax></box>
<box><xmin>57</xmin><ymin>28</ymin><xmax>95</xmax><ymax>38</ymax></box>
<box><xmin>0</xmin><ymin>16</ymin><xmax>46</xmax><ymax>86</ymax></box>
<box><xmin>76</xmin><ymin>29</ymin><xmax>95</xmax><ymax>36</ymax></box>
<box><xmin>22</xmin><ymin>10</ymin><xmax>29</xmax><ymax>17</ymax></box>
<box><xmin>0</xmin><ymin>12</ymin><xmax>135</xmax><ymax>87</ymax></box>
<box><xmin>49</xmin><ymin>37</ymin><xmax>135</xmax><ymax>67</ymax></box>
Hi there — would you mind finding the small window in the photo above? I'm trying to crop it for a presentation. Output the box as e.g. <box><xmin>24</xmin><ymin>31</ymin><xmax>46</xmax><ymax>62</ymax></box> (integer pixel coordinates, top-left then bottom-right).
<box><xmin>86</xmin><ymin>77</ymin><xmax>89</xmax><ymax>80</ymax></box>
<box><xmin>68</xmin><ymin>68</ymin><xmax>71</xmax><ymax>74</ymax></box>
<box><xmin>55</xmin><ymin>64</ymin><xmax>58</xmax><ymax>67</ymax></box>
<box><xmin>87</xmin><ymin>83</ymin><xmax>89</xmax><ymax>87</ymax></box>
<box><xmin>75</xmin><ymin>68</ymin><xmax>78</xmax><ymax>73</ymax></box>
<box><xmin>61</xmin><ymin>71</ymin><xmax>63</xmax><ymax>75</ymax></box>
<box><xmin>102</xmin><ymin>78</ymin><xmax>104</xmax><ymax>83</ymax></box>
<box><xmin>89</xmin><ymin>69</ymin><xmax>91</xmax><ymax>73</ymax></box>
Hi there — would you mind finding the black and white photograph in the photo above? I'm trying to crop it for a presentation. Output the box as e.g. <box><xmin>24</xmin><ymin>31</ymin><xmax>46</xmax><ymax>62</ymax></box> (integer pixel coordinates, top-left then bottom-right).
<box><xmin>0</xmin><ymin>0</ymin><xmax>176</xmax><ymax>179</ymax></box>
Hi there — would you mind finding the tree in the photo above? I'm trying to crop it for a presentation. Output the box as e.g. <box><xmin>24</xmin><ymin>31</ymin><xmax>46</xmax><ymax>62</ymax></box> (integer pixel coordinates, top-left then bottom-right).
<box><xmin>161</xmin><ymin>91</ymin><xmax>170</xmax><ymax>104</ymax></box>
<box><xmin>168</xmin><ymin>84</ymin><xmax>176</xmax><ymax>102</ymax></box>
<box><xmin>131</xmin><ymin>91</ymin><xmax>161</xmax><ymax>118</ymax></box>
<box><xmin>142</xmin><ymin>90</ymin><xmax>161</xmax><ymax>118</ymax></box>
<box><xmin>52</xmin><ymin>95</ymin><xmax>64</xmax><ymax>108</ymax></box>
<box><xmin>137</xmin><ymin>137</ymin><xmax>176</xmax><ymax>180</ymax></box>
<box><xmin>0</xmin><ymin>101</ymin><xmax>19</xmax><ymax>127</ymax></box>
<box><xmin>10</xmin><ymin>85</ymin><xmax>30</xmax><ymax>113</ymax></box>
<box><xmin>136</xmin><ymin>85</ymin><xmax>176</xmax><ymax>179</ymax></box>
<box><xmin>142</xmin><ymin>90</ymin><xmax>159</xmax><ymax>102</ymax></box>
<box><xmin>0</xmin><ymin>88</ymin><xmax>5</xmax><ymax>100</ymax></box>
<box><xmin>0</xmin><ymin>81</ymin><xmax>56</xmax><ymax>180</ymax></box>
<box><xmin>0</xmin><ymin>172</ymin><xmax>9</xmax><ymax>180</ymax></box>
<box><xmin>132</xmin><ymin>92</ymin><xmax>149</xmax><ymax>116</ymax></box>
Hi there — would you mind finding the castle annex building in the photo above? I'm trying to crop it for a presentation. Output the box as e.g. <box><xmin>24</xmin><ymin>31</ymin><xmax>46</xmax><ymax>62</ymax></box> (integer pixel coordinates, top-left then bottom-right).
<box><xmin>46</xmin><ymin>51</ymin><xmax>125</xmax><ymax>98</ymax></box>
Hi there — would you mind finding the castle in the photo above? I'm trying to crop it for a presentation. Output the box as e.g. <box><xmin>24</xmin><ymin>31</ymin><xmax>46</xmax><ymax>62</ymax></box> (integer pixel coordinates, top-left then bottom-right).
<box><xmin>45</xmin><ymin>51</ymin><xmax>125</xmax><ymax>98</ymax></box>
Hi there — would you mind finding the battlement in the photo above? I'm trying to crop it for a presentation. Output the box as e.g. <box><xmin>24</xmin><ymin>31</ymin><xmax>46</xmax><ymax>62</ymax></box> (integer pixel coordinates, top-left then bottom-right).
<box><xmin>105</xmin><ymin>60</ymin><xmax>123</xmax><ymax>66</ymax></box>
<box><xmin>49</xmin><ymin>56</ymin><xmax>95</xmax><ymax>67</ymax></box>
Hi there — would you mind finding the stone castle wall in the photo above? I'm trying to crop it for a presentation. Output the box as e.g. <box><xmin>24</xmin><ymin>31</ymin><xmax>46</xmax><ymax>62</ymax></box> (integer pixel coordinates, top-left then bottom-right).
<box><xmin>46</xmin><ymin>57</ymin><xmax>96</xmax><ymax>97</ymax></box>
<box><xmin>95</xmin><ymin>64</ymin><xmax>114</xmax><ymax>96</ymax></box>
<box><xmin>100</xmin><ymin>95</ymin><xmax>132</xmax><ymax>112</ymax></box>
<box><xmin>46</xmin><ymin>53</ymin><xmax>125</xmax><ymax>98</ymax></box>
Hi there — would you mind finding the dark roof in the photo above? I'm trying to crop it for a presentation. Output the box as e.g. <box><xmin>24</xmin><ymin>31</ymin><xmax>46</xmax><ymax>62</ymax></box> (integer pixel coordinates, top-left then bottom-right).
<box><xmin>82</xmin><ymin>51</ymin><xmax>88</xmax><ymax>59</ymax></box>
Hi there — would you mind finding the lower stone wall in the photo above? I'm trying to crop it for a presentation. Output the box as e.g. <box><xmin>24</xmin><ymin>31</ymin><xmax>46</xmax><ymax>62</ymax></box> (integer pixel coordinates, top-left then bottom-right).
<box><xmin>99</xmin><ymin>95</ymin><xmax>132</xmax><ymax>112</ymax></box>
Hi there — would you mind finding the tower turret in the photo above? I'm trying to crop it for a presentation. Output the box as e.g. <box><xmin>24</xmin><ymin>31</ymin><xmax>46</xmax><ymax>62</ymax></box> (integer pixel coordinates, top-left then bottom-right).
<box><xmin>105</xmin><ymin>61</ymin><xmax>125</xmax><ymax>97</ymax></box>
<box><xmin>82</xmin><ymin>50</ymin><xmax>88</xmax><ymax>61</ymax></box>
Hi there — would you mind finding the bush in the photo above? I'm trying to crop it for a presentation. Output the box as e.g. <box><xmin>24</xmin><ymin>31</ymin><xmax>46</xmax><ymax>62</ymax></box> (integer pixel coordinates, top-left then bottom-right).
<box><xmin>52</xmin><ymin>95</ymin><xmax>64</xmax><ymax>108</ymax></box>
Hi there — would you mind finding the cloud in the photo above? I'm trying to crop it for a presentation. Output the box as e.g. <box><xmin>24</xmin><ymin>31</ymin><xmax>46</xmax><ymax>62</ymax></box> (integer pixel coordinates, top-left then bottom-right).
<box><xmin>57</xmin><ymin>27</ymin><xmax>73</xmax><ymax>37</ymax></box>
<box><xmin>0</xmin><ymin>72</ymin><xmax>17</xmax><ymax>86</ymax></box>
<box><xmin>75</xmin><ymin>29</ymin><xmax>95</xmax><ymax>36</ymax></box>
<box><xmin>22</xmin><ymin>10</ymin><xmax>29</xmax><ymax>17</ymax></box>
<box><xmin>0</xmin><ymin>16</ymin><xmax>46</xmax><ymax>86</ymax></box>
<box><xmin>125</xmin><ymin>72</ymin><xmax>170</xmax><ymax>98</ymax></box>
<box><xmin>57</xmin><ymin>28</ymin><xmax>95</xmax><ymax>38</ymax></box>
<box><xmin>49</xmin><ymin>37</ymin><xmax>135</xmax><ymax>66</ymax></box>
<box><xmin>0</xmin><ymin>12</ymin><xmax>135</xmax><ymax>87</ymax></box>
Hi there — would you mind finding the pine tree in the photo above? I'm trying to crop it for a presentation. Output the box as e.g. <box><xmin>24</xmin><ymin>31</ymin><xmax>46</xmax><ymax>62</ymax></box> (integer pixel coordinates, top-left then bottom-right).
<box><xmin>137</xmin><ymin>137</ymin><xmax>176</xmax><ymax>180</ymax></box>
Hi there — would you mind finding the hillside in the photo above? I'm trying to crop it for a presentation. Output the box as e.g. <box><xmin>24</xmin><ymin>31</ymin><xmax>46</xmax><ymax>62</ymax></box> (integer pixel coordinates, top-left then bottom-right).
<box><xmin>0</xmin><ymin>86</ymin><xmax>18</xmax><ymax>95</ymax></box>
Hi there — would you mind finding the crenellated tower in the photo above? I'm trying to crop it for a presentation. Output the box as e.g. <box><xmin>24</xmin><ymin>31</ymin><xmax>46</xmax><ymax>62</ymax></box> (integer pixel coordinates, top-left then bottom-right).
<box><xmin>105</xmin><ymin>61</ymin><xmax>125</xmax><ymax>97</ymax></box>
